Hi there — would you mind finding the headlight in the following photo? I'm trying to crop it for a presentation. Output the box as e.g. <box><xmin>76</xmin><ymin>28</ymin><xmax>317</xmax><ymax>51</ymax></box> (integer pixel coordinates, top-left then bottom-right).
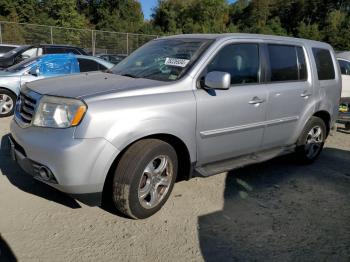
<box><xmin>33</xmin><ymin>96</ymin><xmax>87</xmax><ymax>128</ymax></box>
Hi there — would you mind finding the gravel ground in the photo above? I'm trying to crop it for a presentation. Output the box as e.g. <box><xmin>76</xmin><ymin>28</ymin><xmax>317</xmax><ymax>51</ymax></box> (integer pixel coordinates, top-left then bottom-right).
<box><xmin>0</xmin><ymin>116</ymin><xmax>349</xmax><ymax>262</ymax></box>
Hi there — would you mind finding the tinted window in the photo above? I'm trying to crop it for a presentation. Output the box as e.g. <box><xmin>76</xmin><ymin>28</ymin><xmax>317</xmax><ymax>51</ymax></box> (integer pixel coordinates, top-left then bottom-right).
<box><xmin>206</xmin><ymin>43</ymin><xmax>259</xmax><ymax>85</ymax></box>
<box><xmin>338</xmin><ymin>59</ymin><xmax>350</xmax><ymax>75</ymax></box>
<box><xmin>65</xmin><ymin>48</ymin><xmax>81</xmax><ymax>54</ymax></box>
<box><xmin>45</xmin><ymin>47</ymin><xmax>66</xmax><ymax>54</ymax></box>
<box><xmin>98</xmin><ymin>63</ymin><xmax>107</xmax><ymax>70</ymax></box>
<box><xmin>297</xmin><ymin>47</ymin><xmax>307</xmax><ymax>80</ymax></box>
<box><xmin>78</xmin><ymin>58</ymin><xmax>99</xmax><ymax>72</ymax></box>
<box><xmin>312</xmin><ymin>48</ymin><xmax>335</xmax><ymax>80</ymax></box>
<box><xmin>268</xmin><ymin>45</ymin><xmax>298</xmax><ymax>82</ymax></box>
<box><xmin>0</xmin><ymin>46</ymin><xmax>16</xmax><ymax>53</ymax></box>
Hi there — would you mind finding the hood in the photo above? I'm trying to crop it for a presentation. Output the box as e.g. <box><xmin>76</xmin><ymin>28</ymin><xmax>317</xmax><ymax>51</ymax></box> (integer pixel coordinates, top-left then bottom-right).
<box><xmin>0</xmin><ymin>70</ymin><xmax>18</xmax><ymax>76</ymax></box>
<box><xmin>26</xmin><ymin>72</ymin><xmax>169</xmax><ymax>98</ymax></box>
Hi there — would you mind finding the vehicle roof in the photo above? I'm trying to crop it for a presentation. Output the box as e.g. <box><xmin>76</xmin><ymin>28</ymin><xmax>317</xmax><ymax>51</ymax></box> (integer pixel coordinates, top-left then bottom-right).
<box><xmin>336</xmin><ymin>51</ymin><xmax>350</xmax><ymax>61</ymax></box>
<box><xmin>0</xmin><ymin>44</ymin><xmax>20</xmax><ymax>47</ymax></box>
<box><xmin>160</xmin><ymin>33</ymin><xmax>332</xmax><ymax>49</ymax></box>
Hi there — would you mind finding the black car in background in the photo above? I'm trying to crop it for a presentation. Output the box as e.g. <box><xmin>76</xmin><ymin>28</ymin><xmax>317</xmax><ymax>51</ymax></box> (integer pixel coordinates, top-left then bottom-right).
<box><xmin>96</xmin><ymin>54</ymin><xmax>127</xmax><ymax>64</ymax></box>
<box><xmin>0</xmin><ymin>44</ymin><xmax>88</xmax><ymax>68</ymax></box>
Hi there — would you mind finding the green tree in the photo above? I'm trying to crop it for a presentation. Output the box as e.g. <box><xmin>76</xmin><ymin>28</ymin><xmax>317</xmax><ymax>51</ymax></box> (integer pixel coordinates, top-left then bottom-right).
<box><xmin>297</xmin><ymin>22</ymin><xmax>323</xmax><ymax>41</ymax></box>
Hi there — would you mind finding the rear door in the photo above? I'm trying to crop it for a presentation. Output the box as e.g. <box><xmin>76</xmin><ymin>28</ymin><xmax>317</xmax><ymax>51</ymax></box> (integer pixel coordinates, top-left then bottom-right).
<box><xmin>195</xmin><ymin>42</ymin><xmax>268</xmax><ymax>165</ymax></box>
<box><xmin>261</xmin><ymin>43</ymin><xmax>312</xmax><ymax>148</ymax></box>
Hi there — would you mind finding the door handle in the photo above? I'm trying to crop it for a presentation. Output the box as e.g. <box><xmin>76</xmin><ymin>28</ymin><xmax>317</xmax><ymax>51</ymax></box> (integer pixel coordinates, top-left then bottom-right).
<box><xmin>249</xmin><ymin>97</ymin><xmax>265</xmax><ymax>105</ymax></box>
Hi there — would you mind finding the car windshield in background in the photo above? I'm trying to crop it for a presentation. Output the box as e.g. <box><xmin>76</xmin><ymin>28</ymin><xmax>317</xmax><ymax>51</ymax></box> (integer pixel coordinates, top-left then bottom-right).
<box><xmin>0</xmin><ymin>46</ymin><xmax>17</xmax><ymax>54</ymax></box>
<box><xmin>0</xmin><ymin>45</ymin><xmax>29</xmax><ymax>59</ymax></box>
<box><xmin>4</xmin><ymin>57</ymin><xmax>38</xmax><ymax>73</ymax></box>
<box><xmin>112</xmin><ymin>38</ymin><xmax>213</xmax><ymax>81</ymax></box>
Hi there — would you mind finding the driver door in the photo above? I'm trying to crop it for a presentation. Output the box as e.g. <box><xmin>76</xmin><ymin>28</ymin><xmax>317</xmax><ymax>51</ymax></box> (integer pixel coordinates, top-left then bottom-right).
<box><xmin>195</xmin><ymin>42</ymin><xmax>268</xmax><ymax>165</ymax></box>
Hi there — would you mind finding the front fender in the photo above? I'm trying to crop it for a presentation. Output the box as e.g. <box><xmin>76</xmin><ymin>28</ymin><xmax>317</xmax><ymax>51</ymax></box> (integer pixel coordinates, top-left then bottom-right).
<box><xmin>74</xmin><ymin>91</ymin><xmax>197</xmax><ymax>162</ymax></box>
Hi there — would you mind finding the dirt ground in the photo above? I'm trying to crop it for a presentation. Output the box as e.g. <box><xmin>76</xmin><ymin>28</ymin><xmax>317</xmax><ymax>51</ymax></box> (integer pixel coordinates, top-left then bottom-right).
<box><xmin>0</xmin><ymin>116</ymin><xmax>349</xmax><ymax>262</ymax></box>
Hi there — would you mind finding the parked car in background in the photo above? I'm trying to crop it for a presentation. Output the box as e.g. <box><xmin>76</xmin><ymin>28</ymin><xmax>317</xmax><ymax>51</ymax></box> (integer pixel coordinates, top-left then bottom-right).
<box><xmin>337</xmin><ymin>56</ymin><xmax>350</xmax><ymax>129</ymax></box>
<box><xmin>0</xmin><ymin>44</ymin><xmax>20</xmax><ymax>57</ymax></box>
<box><xmin>10</xmin><ymin>34</ymin><xmax>341</xmax><ymax>219</ymax></box>
<box><xmin>0</xmin><ymin>44</ymin><xmax>88</xmax><ymax>69</ymax></box>
<box><xmin>96</xmin><ymin>54</ymin><xmax>127</xmax><ymax>64</ymax></box>
<box><xmin>0</xmin><ymin>54</ymin><xmax>113</xmax><ymax>117</ymax></box>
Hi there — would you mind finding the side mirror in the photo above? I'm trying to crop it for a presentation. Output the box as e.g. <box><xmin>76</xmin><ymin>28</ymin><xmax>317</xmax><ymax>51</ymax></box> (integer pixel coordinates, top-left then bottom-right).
<box><xmin>204</xmin><ymin>71</ymin><xmax>231</xmax><ymax>90</ymax></box>
<box><xmin>29</xmin><ymin>66</ymin><xmax>40</xmax><ymax>77</ymax></box>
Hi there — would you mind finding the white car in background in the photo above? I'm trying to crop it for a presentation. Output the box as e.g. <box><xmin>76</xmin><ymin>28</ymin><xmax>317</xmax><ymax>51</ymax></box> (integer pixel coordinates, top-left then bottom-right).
<box><xmin>336</xmin><ymin>52</ymin><xmax>350</xmax><ymax>129</ymax></box>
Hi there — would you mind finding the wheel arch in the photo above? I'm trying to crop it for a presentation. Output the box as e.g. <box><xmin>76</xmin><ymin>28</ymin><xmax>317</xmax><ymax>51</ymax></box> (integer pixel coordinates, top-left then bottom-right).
<box><xmin>0</xmin><ymin>86</ymin><xmax>18</xmax><ymax>98</ymax></box>
<box><xmin>313</xmin><ymin>110</ymin><xmax>331</xmax><ymax>136</ymax></box>
<box><xmin>102</xmin><ymin>133</ymin><xmax>193</xmax><ymax>204</ymax></box>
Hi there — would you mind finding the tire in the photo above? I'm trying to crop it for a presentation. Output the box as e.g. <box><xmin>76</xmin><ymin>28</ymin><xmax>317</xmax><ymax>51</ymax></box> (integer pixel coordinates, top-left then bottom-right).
<box><xmin>112</xmin><ymin>139</ymin><xmax>178</xmax><ymax>219</ymax></box>
<box><xmin>0</xmin><ymin>88</ymin><xmax>16</xmax><ymax>118</ymax></box>
<box><xmin>295</xmin><ymin>116</ymin><xmax>326</xmax><ymax>164</ymax></box>
<box><xmin>345</xmin><ymin>123</ymin><xmax>350</xmax><ymax>130</ymax></box>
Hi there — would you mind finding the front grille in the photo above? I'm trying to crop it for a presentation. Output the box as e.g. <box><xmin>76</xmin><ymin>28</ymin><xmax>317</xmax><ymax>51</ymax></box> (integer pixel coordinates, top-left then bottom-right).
<box><xmin>18</xmin><ymin>94</ymin><xmax>36</xmax><ymax>123</ymax></box>
<box><xmin>14</xmin><ymin>88</ymin><xmax>41</xmax><ymax>128</ymax></box>
<box><xmin>18</xmin><ymin>94</ymin><xmax>36</xmax><ymax>124</ymax></box>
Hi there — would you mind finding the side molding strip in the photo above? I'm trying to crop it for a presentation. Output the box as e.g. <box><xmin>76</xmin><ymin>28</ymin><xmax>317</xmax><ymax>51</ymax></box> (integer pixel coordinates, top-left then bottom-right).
<box><xmin>200</xmin><ymin>116</ymin><xmax>299</xmax><ymax>138</ymax></box>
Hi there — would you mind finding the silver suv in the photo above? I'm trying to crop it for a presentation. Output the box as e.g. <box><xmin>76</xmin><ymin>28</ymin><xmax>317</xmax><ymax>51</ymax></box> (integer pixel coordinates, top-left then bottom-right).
<box><xmin>10</xmin><ymin>34</ymin><xmax>341</xmax><ymax>219</ymax></box>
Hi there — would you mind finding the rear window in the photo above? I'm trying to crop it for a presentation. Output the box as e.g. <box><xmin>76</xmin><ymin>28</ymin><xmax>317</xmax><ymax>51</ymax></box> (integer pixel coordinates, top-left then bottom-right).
<box><xmin>65</xmin><ymin>48</ymin><xmax>81</xmax><ymax>54</ymax></box>
<box><xmin>338</xmin><ymin>59</ymin><xmax>350</xmax><ymax>75</ymax></box>
<box><xmin>312</xmin><ymin>48</ymin><xmax>335</xmax><ymax>80</ymax></box>
<box><xmin>268</xmin><ymin>44</ymin><xmax>299</xmax><ymax>82</ymax></box>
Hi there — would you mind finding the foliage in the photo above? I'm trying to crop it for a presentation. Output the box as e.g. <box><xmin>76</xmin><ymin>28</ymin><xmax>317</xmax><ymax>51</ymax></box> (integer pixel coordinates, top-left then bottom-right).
<box><xmin>0</xmin><ymin>0</ymin><xmax>349</xmax><ymax>50</ymax></box>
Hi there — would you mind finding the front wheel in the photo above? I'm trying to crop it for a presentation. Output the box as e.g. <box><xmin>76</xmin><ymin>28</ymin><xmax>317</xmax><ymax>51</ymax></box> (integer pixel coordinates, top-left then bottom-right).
<box><xmin>0</xmin><ymin>89</ymin><xmax>16</xmax><ymax>117</ymax></box>
<box><xmin>112</xmin><ymin>139</ymin><xmax>178</xmax><ymax>219</ymax></box>
<box><xmin>295</xmin><ymin>116</ymin><xmax>326</xmax><ymax>163</ymax></box>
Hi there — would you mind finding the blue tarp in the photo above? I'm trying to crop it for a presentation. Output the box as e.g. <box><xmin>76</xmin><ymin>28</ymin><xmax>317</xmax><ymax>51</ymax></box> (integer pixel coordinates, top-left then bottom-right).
<box><xmin>36</xmin><ymin>54</ymin><xmax>80</xmax><ymax>76</ymax></box>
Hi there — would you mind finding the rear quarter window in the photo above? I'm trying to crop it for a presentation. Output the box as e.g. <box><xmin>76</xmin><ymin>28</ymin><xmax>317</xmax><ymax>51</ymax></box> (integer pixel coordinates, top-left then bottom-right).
<box><xmin>312</xmin><ymin>48</ymin><xmax>335</xmax><ymax>80</ymax></box>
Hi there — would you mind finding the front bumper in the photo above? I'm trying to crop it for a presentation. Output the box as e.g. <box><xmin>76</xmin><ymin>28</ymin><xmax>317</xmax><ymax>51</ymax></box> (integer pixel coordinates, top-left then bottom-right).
<box><xmin>10</xmin><ymin>119</ymin><xmax>120</xmax><ymax>205</ymax></box>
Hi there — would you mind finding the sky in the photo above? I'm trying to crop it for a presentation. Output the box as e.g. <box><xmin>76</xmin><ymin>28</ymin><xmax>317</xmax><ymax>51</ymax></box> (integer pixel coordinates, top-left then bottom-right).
<box><xmin>140</xmin><ymin>0</ymin><xmax>236</xmax><ymax>20</ymax></box>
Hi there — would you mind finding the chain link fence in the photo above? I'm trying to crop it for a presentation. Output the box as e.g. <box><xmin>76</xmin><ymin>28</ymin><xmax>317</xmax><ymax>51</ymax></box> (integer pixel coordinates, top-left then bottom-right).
<box><xmin>0</xmin><ymin>21</ymin><xmax>158</xmax><ymax>55</ymax></box>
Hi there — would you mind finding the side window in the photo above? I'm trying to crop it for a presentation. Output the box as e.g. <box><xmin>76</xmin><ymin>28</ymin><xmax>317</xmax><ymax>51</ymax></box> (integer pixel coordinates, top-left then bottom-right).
<box><xmin>78</xmin><ymin>58</ymin><xmax>99</xmax><ymax>72</ymax></box>
<box><xmin>45</xmin><ymin>47</ymin><xmax>66</xmax><ymax>54</ymax></box>
<box><xmin>65</xmin><ymin>48</ymin><xmax>80</xmax><ymax>54</ymax></box>
<box><xmin>268</xmin><ymin>44</ymin><xmax>298</xmax><ymax>82</ymax></box>
<box><xmin>296</xmin><ymin>47</ymin><xmax>307</xmax><ymax>80</ymax></box>
<box><xmin>206</xmin><ymin>43</ymin><xmax>259</xmax><ymax>85</ymax></box>
<box><xmin>312</xmin><ymin>48</ymin><xmax>335</xmax><ymax>80</ymax></box>
<box><xmin>338</xmin><ymin>59</ymin><xmax>350</xmax><ymax>75</ymax></box>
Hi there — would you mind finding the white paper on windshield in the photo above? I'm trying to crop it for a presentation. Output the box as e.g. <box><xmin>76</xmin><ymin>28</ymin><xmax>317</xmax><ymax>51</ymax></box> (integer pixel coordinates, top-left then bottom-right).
<box><xmin>164</xmin><ymin>57</ymin><xmax>190</xmax><ymax>68</ymax></box>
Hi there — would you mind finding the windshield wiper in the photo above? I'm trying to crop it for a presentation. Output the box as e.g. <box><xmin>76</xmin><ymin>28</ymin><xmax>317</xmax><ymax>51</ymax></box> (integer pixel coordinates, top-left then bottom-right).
<box><xmin>120</xmin><ymin>73</ymin><xmax>139</xmax><ymax>79</ymax></box>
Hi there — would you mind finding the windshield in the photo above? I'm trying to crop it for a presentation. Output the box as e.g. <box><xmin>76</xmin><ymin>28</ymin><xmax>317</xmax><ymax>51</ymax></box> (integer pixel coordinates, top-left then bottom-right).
<box><xmin>0</xmin><ymin>45</ymin><xmax>29</xmax><ymax>59</ymax></box>
<box><xmin>112</xmin><ymin>38</ymin><xmax>213</xmax><ymax>81</ymax></box>
<box><xmin>4</xmin><ymin>57</ymin><xmax>39</xmax><ymax>73</ymax></box>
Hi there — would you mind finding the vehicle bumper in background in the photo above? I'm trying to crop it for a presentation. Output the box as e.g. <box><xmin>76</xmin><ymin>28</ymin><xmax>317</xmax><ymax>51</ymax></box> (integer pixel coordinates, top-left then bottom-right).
<box><xmin>9</xmin><ymin>119</ymin><xmax>120</xmax><ymax>205</ymax></box>
<box><xmin>338</xmin><ymin>97</ymin><xmax>350</xmax><ymax>124</ymax></box>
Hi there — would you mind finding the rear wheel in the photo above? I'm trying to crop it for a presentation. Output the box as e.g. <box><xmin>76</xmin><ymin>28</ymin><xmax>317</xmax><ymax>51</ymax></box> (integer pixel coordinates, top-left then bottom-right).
<box><xmin>295</xmin><ymin>116</ymin><xmax>326</xmax><ymax>163</ymax></box>
<box><xmin>0</xmin><ymin>89</ymin><xmax>16</xmax><ymax>117</ymax></box>
<box><xmin>112</xmin><ymin>139</ymin><xmax>178</xmax><ymax>219</ymax></box>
